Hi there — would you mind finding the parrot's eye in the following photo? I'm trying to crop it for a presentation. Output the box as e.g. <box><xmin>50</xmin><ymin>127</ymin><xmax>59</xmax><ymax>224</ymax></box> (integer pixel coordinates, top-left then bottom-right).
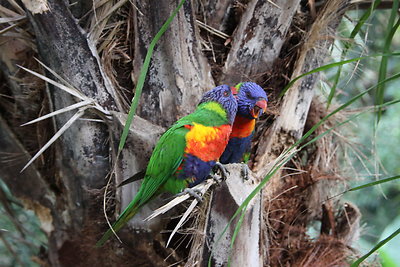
<box><xmin>246</xmin><ymin>91</ymin><xmax>253</xmax><ymax>99</ymax></box>
<box><xmin>223</xmin><ymin>90</ymin><xmax>230</xmax><ymax>97</ymax></box>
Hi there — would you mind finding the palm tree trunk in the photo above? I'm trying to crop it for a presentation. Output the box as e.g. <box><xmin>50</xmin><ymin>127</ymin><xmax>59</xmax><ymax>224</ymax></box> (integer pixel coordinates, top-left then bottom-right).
<box><xmin>0</xmin><ymin>0</ymin><xmax>361</xmax><ymax>266</ymax></box>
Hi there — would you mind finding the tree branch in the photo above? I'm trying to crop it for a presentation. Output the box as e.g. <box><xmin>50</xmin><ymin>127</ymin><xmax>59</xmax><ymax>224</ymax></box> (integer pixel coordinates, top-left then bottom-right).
<box><xmin>185</xmin><ymin>164</ymin><xmax>263</xmax><ymax>266</ymax></box>
<box><xmin>19</xmin><ymin>0</ymin><xmax>123</xmax><ymax>264</ymax></box>
<box><xmin>221</xmin><ymin>0</ymin><xmax>301</xmax><ymax>84</ymax></box>
<box><xmin>133</xmin><ymin>0</ymin><xmax>214</xmax><ymax>127</ymax></box>
<box><xmin>253</xmin><ymin>0</ymin><xmax>349</xmax><ymax>180</ymax></box>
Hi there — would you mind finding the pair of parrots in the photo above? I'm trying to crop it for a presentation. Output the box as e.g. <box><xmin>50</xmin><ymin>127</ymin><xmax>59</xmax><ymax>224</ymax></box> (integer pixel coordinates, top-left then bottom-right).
<box><xmin>96</xmin><ymin>82</ymin><xmax>267</xmax><ymax>246</ymax></box>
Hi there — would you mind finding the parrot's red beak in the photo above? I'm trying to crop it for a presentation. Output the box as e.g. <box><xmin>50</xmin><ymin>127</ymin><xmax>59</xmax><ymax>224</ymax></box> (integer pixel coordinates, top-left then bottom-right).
<box><xmin>250</xmin><ymin>99</ymin><xmax>267</xmax><ymax>118</ymax></box>
<box><xmin>230</xmin><ymin>86</ymin><xmax>238</xmax><ymax>99</ymax></box>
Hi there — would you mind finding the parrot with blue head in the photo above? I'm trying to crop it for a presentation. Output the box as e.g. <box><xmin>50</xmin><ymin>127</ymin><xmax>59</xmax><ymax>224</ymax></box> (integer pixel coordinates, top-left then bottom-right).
<box><xmin>96</xmin><ymin>84</ymin><xmax>237</xmax><ymax>246</ymax></box>
<box><xmin>220</xmin><ymin>82</ymin><xmax>267</xmax><ymax>173</ymax></box>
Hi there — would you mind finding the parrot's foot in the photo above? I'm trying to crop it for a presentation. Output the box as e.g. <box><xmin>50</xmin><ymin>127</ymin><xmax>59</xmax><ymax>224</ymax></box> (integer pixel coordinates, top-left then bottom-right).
<box><xmin>212</xmin><ymin>162</ymin><xmax>229</xmax><ymax>181</ymax></box>
<box><xmin>240</xmin><ymin>163</ymin><xmax>250</xmax><ymax>181</ymax></box>
<box><xmin>182</xmin><ymin>188</ymin><xmax>203</xmax><ymax>202</ymax></box>
<box><xmin>210</xmin><ymin>174</ymin><xmax>223</xmax><ymax>185</ymax></box>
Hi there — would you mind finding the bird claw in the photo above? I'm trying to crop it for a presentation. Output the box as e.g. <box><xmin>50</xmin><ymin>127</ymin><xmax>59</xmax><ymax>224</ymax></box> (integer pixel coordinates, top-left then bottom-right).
<box><xmin>209</xmin><ymin>174</ymin><xmax>223</xmax><ymax>185</ymax></box>
<box><xmin>213</xmin><ymin>162</ymin><xmax>229</xmax><ymax>181</ymax></box>
<box><xmin>181</xmin><ymin>188</ymin><xmax>203</xmax><ymax>202</ymax></box>
<box><xmin>240</xmin><ymin>164</ymin><xmax>250</xmax><ymax>181</ymax></box>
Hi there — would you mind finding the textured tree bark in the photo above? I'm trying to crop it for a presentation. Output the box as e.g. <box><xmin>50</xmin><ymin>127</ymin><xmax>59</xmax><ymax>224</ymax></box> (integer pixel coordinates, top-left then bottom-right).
<box><xmin>253</xmin><ymin>0</ymin><xmax>348</xmax><ymax>180</ymax></box>
<box><xmin>220</xmin><ymin>0</ymin><xmax>301</xmax><ymax>84</ymax></box>
<box><xmin>0</xmin><ymin>0</ymin><xmax>360</xmax><ymax>266</ymax></box>
<box><xmin>19</xmin><ymin>0</ymin><xmax>121</xmax><ymax>265</ymax></box>
<box><xmin>133</xmin><ymin>0</ymin><xmax>214</xmax><ymax>127</ymax></box>
<box><xmin>200</xmin><ymin>0</ymin><xmax>235</xmax><ymax>33</ymax></box>
<box><xmin>198</xmin><ymin>164</ymin><xmax>262</xmax><ymax>267</ymax></box>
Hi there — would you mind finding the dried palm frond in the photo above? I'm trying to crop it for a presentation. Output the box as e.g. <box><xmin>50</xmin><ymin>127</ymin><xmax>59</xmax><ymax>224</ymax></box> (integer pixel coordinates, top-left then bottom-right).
<box><xmin>17</xmin><ymin>60</ymin><xmax>112</xmax><ymax>172</ymax></box>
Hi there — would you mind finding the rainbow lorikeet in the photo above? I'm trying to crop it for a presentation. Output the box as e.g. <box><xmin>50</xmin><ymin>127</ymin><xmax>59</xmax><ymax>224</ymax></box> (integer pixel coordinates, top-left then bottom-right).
<box><xmin>96</xmin><ymin>85</ymin><xmax>238</xmax><ymax>246</ymax></box>
<box><xmin>118</xmin><ymin>82</ymin><xmax>267</xmax><ymax>186</ymax></box>
<box><xmin>220</xmin><ymin>82</ymin><xmax>267</xmax><ymax>167</ymax></box>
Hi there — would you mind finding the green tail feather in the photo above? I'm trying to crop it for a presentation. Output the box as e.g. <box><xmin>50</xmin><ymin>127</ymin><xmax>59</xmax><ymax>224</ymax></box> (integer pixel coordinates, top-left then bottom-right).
<box><xmin>95</xmin><ymin>200</ymin><xmax>141</xmax><ymax>247</ymax></box>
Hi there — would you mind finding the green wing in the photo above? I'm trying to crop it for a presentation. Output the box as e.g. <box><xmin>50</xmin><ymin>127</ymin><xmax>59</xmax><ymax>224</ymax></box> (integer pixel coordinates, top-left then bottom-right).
<box><xmin>97</xmin><ymin>106</ymin><xmax>231</xmax><ymax>246</ymax></box>
<box><xmin>135</xmin><ymin>106</ymin><xmax>227</xmax><ymax>204</ymax></box>
<box><xmin>96</xmin><ymin>122</ymin><xmax>189</xmax><ymax>247</ymax></box>
<box><xmin>96</xmin><ymin>106</ymin><xmax>230</xmax><ymax>246</ymax></box>
<box><xmin>135</xmin><ymin>122</ymin><xmax>189</xmax><ymax>205</ymax></box>
<box><xmin>115</xmin><ymin>108</ymin><xmax>229</xmax><ymax>188</ymax></box>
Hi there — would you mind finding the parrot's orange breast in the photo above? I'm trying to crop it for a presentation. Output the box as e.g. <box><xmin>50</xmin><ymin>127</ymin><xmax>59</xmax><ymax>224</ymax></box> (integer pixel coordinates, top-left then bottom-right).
<box><xmin>185</xmin><ymin>123</ymin><xmax>232</xmax><ymax>162</ymax></box>
<box><xmin>230</xmin><ymin>116</ymin><xmax>255</xmax><ymax>139</ymax></box>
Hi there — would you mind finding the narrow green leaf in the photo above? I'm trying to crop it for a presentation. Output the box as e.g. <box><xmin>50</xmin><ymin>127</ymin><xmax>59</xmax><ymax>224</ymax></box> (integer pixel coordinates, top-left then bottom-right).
<box><xmin>224</xmin><ymin>71</ymin><xmax>400</xmax><ymax>258</ymax></box>
<box><xmin>117</xmin><ymin>0</ymin><xmax>186</xmax><ymax>154</ymax></box>
<box><xmin>349</xmin><ymin>0</ymin><xmax>381</xmax><ymax>40</ymax></box>
<box><xmin>348</xmin><ymin>175</ymin><xmax>400</xmax><ymax>192</ymax></box>
<box><xmin>327</xmin><ymin>0</ymin><xmax>382</xmax><ymax>108</ymax></box>
<box><xmin>351</xmin><ymin>227</ymin><xmax>400</xmax><ymax>267</ymax></box>
<box><xmin>278</xmin><ymin>52</ymin><xmax>400</xmax><ymax>98</ymax></box>
<box><xmin>300</xmin><ymin>98</ymin><xmax>400</xmax><ymax>151</ymax></box>
<box><xmin>327</xmin><ymin>65</ymin><xmax>341</xmax><ymax>107</ymax></box>
<box><xmin>296</xmin><ymin>72</ymin><xmax>400</xmax><ymax>151</ymax></box>
<box><xmin>376</xmin><ymin>3</ymin><xmax>400</xmax><ymax>121</ymax></box>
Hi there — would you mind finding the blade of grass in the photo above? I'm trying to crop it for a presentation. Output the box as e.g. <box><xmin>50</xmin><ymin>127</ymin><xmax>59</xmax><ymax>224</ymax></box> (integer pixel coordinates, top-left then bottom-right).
<box><xmin>327</xmin><ymin>0</ymin><xmax>382</xmax><ymax>108</ymax></box>
<box><xmin>350</xmin><ymin>227</ymin><xmax>400</xmax><ymax>267</ymax></box>
<box><xmin>300</xmin><ymin>99</ymin><xmax>400</xmax><ymax>152</ymax></box>
<box><xmin>376</xmin><ymin>3</ymin><xmax>400</xmax><ymax>121</ymax></box>
<box><xmin>373</xmin><ymin>5</ymin><xmax>400</xmax><ymax>198</ymax></box>
<box><xmin>348</xmin><ymin>174</ymin><xmax>400</xmax><ymax>192</ymax></box>
<box><xmin>218</xmin><ymin>72</ymin><xmax>400</xmax><ymax>264</ymax></box>
<box><xmin>278</xmin><ymin>52</ymin><xmax>400</xmax><ymax>98</ymax></box>
<box><xmin>117</xmin><ymin>0</ymin><xmax>186</xmax><ymax>155</ymax></box>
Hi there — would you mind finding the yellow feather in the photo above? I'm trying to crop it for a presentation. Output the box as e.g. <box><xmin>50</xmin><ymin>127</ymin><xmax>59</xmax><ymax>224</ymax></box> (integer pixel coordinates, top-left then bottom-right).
<box><xmin>186</xmin><ymin>123</ymin><xmax>219</xmax><ymax>147</ymax></box>
<box><xmin>202</xmin><ymin>102</ymin><xmax>227</xmax><ymax>118</ymax></box>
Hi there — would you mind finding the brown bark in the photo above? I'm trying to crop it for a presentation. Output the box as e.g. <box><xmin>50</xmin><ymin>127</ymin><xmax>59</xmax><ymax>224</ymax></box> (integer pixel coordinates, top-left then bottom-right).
<box><xmin>199</xmin><ymin>0</ymin><xmax>235</xmax><ymax>33</ymax></box>
<box><xmin>253</xmin><ymin>0</ymin><xmax>348</xmax><ymax>186</ymax></box>
<box><xmin>133</xmin><ymin>0</ymin><xmax>214</xmax><ymax>127</ymax></box>
<box><xmin>197</xmin><ymin>164</ymin><xmax>263</xmax><ymax>267</ymax></box>
<box><xmin>0</xmin><ymin>0</ymin><xmax>362</xmax><ymax>266</ymax></box>
<box><xmin>221</xmin><ymin>0</ymin><xmax>301</xmax><ymax>84</ymax></box>
<box><xmin>19</xmin><ymin>0</ymin><xmax>121</xmax><ymax>265</ymax></box>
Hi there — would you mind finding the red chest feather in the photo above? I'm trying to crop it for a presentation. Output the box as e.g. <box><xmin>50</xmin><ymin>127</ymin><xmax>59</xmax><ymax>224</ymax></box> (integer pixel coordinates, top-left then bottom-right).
<box><xmin>230</xmin><ymin>116</ymin><xmax>255</xmax><ymax>139</ymax></box>
<box><xmin>185</xmin><ymin>123</ymin><xmax>231</xmax><ymax>162</ymax></box>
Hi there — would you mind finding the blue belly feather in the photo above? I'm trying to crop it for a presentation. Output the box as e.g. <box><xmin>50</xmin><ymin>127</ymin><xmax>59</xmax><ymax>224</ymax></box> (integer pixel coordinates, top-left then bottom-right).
<box><xmin>220</xmin><ymin>134</ymin><xmax>253</xmax><ymax>164</ymax></box>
